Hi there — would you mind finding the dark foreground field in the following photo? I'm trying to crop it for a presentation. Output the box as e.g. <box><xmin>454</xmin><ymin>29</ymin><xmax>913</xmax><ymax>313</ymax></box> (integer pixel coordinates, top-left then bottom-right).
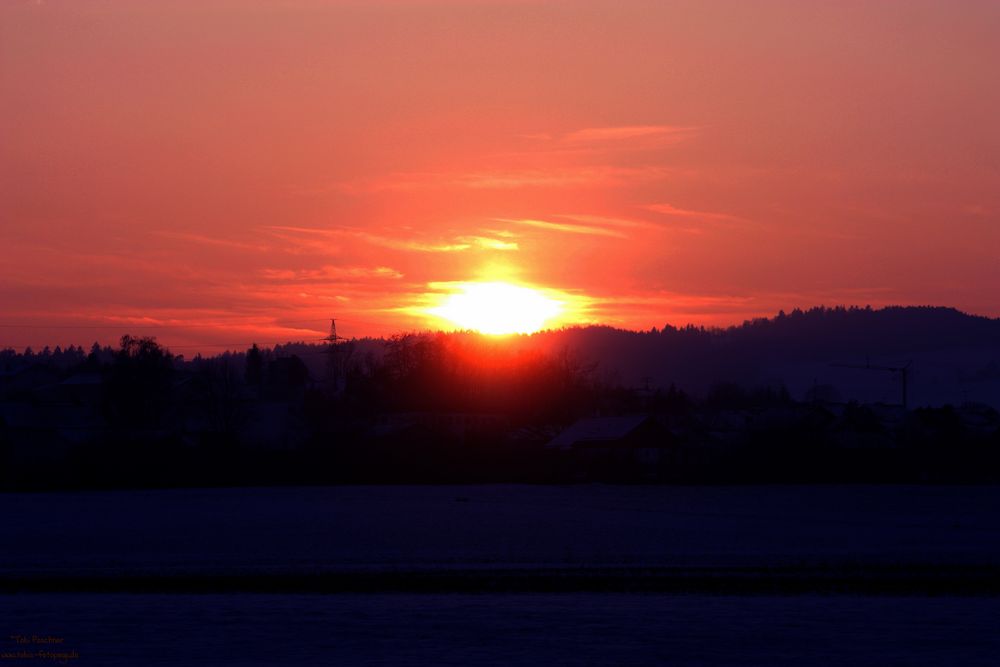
<box><xmin>3</xmin><ymin>485</ymin><xmax>999</xmax><ymax>664</ymax></box>
<box><xmin>5</xmin><ymin>593</ymin><xmax>1000</xmax><ymax>666</ymax></box>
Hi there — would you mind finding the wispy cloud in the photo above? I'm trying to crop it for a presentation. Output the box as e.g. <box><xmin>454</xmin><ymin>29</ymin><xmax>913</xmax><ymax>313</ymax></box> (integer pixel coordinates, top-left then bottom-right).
<box><xmin>260</xmin><ymin>265</ymin><xmax>403</xmax><ymax>282</ymax></box>
<box><xmin>324</xmin><ymin>165</ymin><xmax>674</xmax><ymax>194</ymax></box>
<box><xmin>454</xmin><ymin>166</ymin><xmax>672</xmax><ymax>189</ymax></box>
<box><xmin>459</xmin><ymin>236</ymin><xmax>520</xmax><ymax>250</ymax></box>
<box><xmin>564</xmin><ymin>125</ymin><xmax>699</xmax><ymax>144</ymax></box>
<box><xmin>499</xmin><ymin>218</ymin><xmax>630</xmax><ymax>239</ymax></box>
<box><xmin>265</xmin><ymin>225</ymin><xmax>345</xmax><ymax>237</ymax></box>
<box><xmin>151</xmin><ymin>231</ymin><xmax>270</xmax><ymax>252</ymax></box>
<box><xmin>557</xmin><ymin>213</ymin><xmax>657</xmax><ymax>230</ymax></box>
<box><xmin>265</xmin><ymin>225</ymin><xmax>465</xmax><ymax>252</ymax></box>
<box><xmin>263</xmin><ymin>225</ymin><xmax>515</xmax><ymax>254</ymax></box>
<box><xmin>644</xmin><ymin>203</ymin><xmax>747</xmax><ymax>223</ymax></box>
<box><xmin>353</xmin><ymin>232</ymin><xmax>471</xmax><ymax>253</ymax></box>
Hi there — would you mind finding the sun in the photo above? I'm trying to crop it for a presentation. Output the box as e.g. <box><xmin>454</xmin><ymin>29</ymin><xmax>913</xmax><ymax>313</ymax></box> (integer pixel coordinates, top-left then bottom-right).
<box><xmin>428</xmin><ymin>281</ymin><xmax>564</xmax><ymax>335</ymax></box>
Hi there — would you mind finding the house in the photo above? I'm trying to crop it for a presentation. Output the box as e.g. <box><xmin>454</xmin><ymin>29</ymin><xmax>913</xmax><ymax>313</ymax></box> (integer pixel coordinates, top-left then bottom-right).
<box><xmin>546</xmin><ymin>414</ymin><xmax>662</xmax><ymax>450</ymax></box>
<box><xmin>546</xmin><ymin>415</ymin><xmax>673</xmax><ymax>480</ymax></box>
<box><xmin>0</xmin><ymin>365</ymin><xmax>61</xmax><ymax>400</ymax></box>
<box><xmin>32</xmin><ymin>373</ymin><xmax>104</xmax><ymax>407</ymax></box>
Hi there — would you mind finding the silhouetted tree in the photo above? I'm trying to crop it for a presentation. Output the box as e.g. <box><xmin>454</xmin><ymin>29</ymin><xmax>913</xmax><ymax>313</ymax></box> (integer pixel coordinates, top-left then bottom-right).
<box><xmin>267</xmin><ymin>355</ymin><xmax>309</xmax><ymax>399</ymax></box>
<box><xmin>196</xmin><ymin>356</ymin><xmax>247</xmax><ymax>443</ymax></box>
<box><xmin>105</xmin><ymin>335</ymin><xmax>174</xmax><ymax>430</ymax></box>
<box><xmin>245</xmin><ymin>344</ymin><xmax>263</xmax><ymax>387</ymax></box>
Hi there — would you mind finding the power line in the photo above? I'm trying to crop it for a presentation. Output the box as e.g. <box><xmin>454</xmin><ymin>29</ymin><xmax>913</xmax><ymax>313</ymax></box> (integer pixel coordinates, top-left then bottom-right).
<box><xmin>0</xmin><ymin>322</ymin><xmax>328</xmax><ymax>330</ymax></box>
<box><xmin>0</xmin><ymin>338</ymin><xmax>330</xmax><ymax>350</ymax></box>
<box><xmin>0</xmin><ymin>315</ymin><xmax>398</xmax><ymax>351</ymax></box>
<box><xmin>165</xmin><ymin>338</ymin><xmax>330</xmax><ymax>349</ymax></box>
<box><xmin>0</xmin><ymin>317</ymin><xmax>388</xmax><ymax>330</ymax></box>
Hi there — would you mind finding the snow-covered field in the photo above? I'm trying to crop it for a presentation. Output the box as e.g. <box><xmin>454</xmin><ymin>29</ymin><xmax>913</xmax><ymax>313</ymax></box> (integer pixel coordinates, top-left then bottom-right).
<box><xmin>3</xmin><ymin>484</ymin><xmax>1000</xmax><ymax>576</ymax></box>
<box><xmin>3</xmin><ymin>593</ymin><xmax>1000</xmax><ymax>666</ymax></box>
<box><xmin>3</xmin><ymin>486</ymin><xmax>999</xmax><ymax>664</ymax></box>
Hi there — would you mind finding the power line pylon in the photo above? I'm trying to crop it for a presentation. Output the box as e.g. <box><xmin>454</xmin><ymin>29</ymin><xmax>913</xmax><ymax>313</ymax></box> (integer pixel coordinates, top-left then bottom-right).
<box><xmin>325</xmin><ymin>318</ymin><xmax>345</xmax><ymax>391</ymax></box>
<box><xmin>326</xmin><ymin>319</ymin><xmax>342</xmax><ymax>348</ymax></box>
<box><xmin>831</xmin><ymin>358</ymin><xmax>912</xmax><ymax>409</ymax></box>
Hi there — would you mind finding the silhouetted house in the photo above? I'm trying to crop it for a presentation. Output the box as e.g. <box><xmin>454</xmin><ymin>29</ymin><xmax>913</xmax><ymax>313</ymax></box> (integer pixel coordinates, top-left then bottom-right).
<box><xmin>0</xmin><ymin>365</ymin><xmax>60</xmax><ymax>399</ymax></box>
<box><xmin>546</xmin><ymin>415</ymin><xmax>672</xmax><ymax>480</ymax></box>
<box><xmin>33</xmin><ymin>373</ymin><xmax>104</xmax><ymax>407</ymax></box>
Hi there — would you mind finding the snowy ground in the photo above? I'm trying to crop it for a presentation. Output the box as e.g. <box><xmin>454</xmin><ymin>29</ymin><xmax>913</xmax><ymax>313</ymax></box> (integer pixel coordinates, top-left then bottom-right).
<box><xmin>3</xmin><ymin>593</ymin><xmax>1000</xmax><ymax>666</ymax></box>
<box><xmin>3</xmin><ymin>484</ymin><xmax>1000</xmax><ymax>578</ymax></box>
<box><xmin>4</xmin><ymin>485</ymin><xmax>999</xmax><ymax>664</ymax></box>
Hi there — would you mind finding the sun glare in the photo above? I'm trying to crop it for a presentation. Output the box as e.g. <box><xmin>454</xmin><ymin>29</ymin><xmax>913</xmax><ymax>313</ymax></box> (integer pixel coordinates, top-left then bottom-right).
<box><xmin>429</xmin><ymin>282</ymin><xmax>564</xmax><ymax>335</ymax></box>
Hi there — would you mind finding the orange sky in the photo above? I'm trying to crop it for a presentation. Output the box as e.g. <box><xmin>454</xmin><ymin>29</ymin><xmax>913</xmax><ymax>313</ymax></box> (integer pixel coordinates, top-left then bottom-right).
<box><xmin>2</xmin><ymin>0</ymin><xmax>998</xmax><ymax>351</ymax></box>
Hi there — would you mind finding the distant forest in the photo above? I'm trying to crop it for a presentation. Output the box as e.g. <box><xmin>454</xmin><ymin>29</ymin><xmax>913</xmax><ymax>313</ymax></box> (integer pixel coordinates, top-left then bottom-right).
<box><xmin>6</xmin><ymin>304</ymin><xmax>1000</xmax><ymax>384</ymax></box>
<box><xmin>2</xmin><ymin>306</ymin><xmax>999</xmax><ymax>488</ymax></box>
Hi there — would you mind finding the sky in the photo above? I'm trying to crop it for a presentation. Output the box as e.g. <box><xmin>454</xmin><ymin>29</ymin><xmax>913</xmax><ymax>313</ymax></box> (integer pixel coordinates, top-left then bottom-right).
<box><xmin>2</xmin><ymin>0</ymin><xmax>998</xmax><ymax>351</ymax></box>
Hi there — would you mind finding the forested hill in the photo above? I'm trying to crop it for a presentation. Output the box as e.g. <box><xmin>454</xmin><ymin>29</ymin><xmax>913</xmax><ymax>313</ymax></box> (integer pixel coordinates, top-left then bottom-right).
<box><xmin>3</xmin><ymin>306</ymin><xmax>999</xmax><ymax>408</ymax></box>
<box><xmin>521</xmin><ymin>306</ymin><xmax>1000</xmax><ymax>407</ymax></box>
<box><xmin>222</xmin><ymin>306</ymin><xmax>1000</xmax><ymax>408</ymax></box>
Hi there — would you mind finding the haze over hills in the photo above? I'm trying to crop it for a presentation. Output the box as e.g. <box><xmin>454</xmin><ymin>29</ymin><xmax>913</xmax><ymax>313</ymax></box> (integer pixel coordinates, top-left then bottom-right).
<box><xmin>523</xmin><ymin>306</ymin><xmax>1000</xmax><ymax>408</ymax></box>
<box><xmin>3</xmin><ymin>306</ymin><xmax>999</xmax><ymax>409</ymax></box>
<box><xmin>292</xmin><ymin>305</ymin><xmax>1000</xmax><ymax>409</ymax></box>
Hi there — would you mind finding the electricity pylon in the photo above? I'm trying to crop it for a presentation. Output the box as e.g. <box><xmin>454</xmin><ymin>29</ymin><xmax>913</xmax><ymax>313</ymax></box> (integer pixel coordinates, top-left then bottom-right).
<box><xmin>325</xmin><ymin>318</ymin><xmax>345</xmax><ymax>391</ymax></box>
<box><xmin>831</xmin><ymin>359</ymin><xmax>912</xmax><ymax>409</ymax></box>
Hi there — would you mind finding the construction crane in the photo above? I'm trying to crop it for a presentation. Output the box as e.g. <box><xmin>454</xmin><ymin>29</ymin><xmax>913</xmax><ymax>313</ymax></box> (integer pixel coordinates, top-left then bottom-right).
<box><xmin>831</xmin><ymin>359</ymin><xmax>912</xmax><ymax>409</ymax></box>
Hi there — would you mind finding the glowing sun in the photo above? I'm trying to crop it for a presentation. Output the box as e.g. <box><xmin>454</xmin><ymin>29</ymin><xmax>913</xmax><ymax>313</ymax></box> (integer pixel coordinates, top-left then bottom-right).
<box><xmin>429</xmin><ymin>281</ymin><xmax>564</xmax><ymax>334</ymax></box>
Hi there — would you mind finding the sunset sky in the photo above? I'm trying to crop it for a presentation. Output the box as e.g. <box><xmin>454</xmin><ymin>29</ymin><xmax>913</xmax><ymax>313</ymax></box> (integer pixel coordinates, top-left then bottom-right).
<box><xmin>2</xmin><ymin>0</ymin><xmax>998</xmax><ymax>350</ymax></box>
